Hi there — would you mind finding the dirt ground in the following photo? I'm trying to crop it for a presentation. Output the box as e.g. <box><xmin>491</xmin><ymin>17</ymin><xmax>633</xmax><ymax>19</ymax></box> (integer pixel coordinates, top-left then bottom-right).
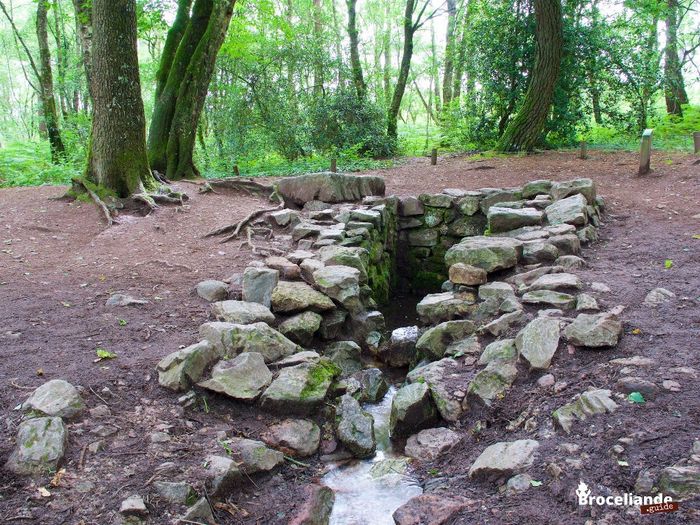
<box><xmin>1</xmin><ymin>150</ymin><xmax>699</xmax><ymax>524</ymax></box>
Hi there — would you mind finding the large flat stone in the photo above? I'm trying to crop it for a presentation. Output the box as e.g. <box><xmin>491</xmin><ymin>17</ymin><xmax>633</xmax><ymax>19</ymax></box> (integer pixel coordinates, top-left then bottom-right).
<box><xmin>278</xmin><ymin>173</ymin><xmax>385</xmax><ymax>206</ymax></box>
<box><xmin>445</xmin><ymin>236</ymin><xmax>523</xmax><ymax>273</ymax></box>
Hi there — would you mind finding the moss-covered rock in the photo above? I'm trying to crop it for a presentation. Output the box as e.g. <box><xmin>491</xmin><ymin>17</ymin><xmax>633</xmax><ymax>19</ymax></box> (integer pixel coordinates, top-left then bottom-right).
<box><xmin>6</xmin><ymin>416</ymin><xmax>67</xmax><ymax>476</ymax></box>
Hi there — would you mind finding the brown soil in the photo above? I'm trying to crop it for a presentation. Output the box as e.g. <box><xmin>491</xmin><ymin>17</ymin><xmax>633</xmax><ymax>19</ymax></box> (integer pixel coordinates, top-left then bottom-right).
<box><xmin>1</xmin><ymin>150</ymin><xmax>699</xmax><ymax>524</ymax></box>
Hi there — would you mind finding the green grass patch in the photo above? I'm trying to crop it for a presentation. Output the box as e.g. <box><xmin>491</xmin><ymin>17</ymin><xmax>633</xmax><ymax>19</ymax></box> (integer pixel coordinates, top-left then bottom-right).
<box><xmin>0</xmin><ymin>141</ymin><xmax>80</xmax><ymax>188</ymax></box>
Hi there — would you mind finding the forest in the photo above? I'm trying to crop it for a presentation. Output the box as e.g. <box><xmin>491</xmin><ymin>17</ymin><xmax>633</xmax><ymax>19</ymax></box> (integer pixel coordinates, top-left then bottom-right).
<box><xmin>0</xmin><ymin>0</ymin><xmax>698</xmax><ymax>191</ymax></box>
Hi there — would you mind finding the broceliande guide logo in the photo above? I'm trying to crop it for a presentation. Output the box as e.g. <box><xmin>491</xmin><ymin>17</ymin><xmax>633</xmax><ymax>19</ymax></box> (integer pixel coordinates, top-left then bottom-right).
<box><xmin>576</xmin><ymin>481</ymin><xmax>679</xmax><ymax>515</ymax></box>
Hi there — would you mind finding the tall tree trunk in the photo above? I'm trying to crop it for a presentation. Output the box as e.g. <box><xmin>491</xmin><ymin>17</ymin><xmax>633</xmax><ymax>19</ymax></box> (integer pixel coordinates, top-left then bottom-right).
<box><xmin>346</xmin><ymin>0</ymin><xmax>366</xmax><ymax>99</ymax></box>
<box><xmin>36</xmin><ymin>1</ymin><xmax>65</xmax><ymax>162</ymax></box>
<box><xmin>383</xmin><ymin>1</ymin><xmax>392</xmax><ymax>108</ymax></box>
<box><xmin>87</xmin><ymin>0</ymin><xmax>154</xmax><ymax>197</ymax></box>
<box><xmin>154</xmin><ymin>0</ymin><xmax>193</xmax><ymax>102</ymax></box>
<box><xmin>664</xmin><ymin>0</ymin><xmax>688</xmax><ymax>116</ymax></box>
<box><xmin>442</xmin><ymin>0</ymin><xmax>457</xmax><ymax>107</ymax></box>
<box><xmin>312</xmin><ymin>0</ymin><xmax>324</xmax><ymax>98</ymax></box>
<box><xmin>431</xmin><ymin>18</ymin><xmax>441</xmax><ymax>114</ymax></box>
<box><xmin>148</xmin><ymin>0</ymin><xmax>237</xmax><ymax>180</ymax></box>
<box><xmin>497</xmin><ymin>0</ymin><xmax>563</xmax><ymax>152</ymax></box>
<box><xmin>452</xmin><ymin>0</ymin><xmax>472</xmax><ymax>101</ymax></box>
<box><xmin>72</xmin><ymin>0</ymin><xmax>93</xmax><ymax>101</ymax></box>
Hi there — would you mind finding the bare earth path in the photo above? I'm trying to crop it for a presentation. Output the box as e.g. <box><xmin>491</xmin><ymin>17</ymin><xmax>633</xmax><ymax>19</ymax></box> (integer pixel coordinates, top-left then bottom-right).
<box><xmin>1</xmin><ymin>150</ymin><xmax>698</xmax><ymax>524</ymax></box>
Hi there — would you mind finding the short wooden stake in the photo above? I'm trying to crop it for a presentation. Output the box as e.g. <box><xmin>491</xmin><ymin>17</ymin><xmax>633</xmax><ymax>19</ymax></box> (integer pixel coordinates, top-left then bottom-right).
<box><xmin>431</xmin><ymin>148</ymin><xmax>437</xmax><ymax>166</ymax></box>
<box><xmin>579</xmin><ymin>141</ymin><xmax>588</xmax><ymax>160</ymax></box>
<box><xmin>233</xmin><ymin>165</ymin><xmax>240</xmax><ymax>176</ymax></box>
<box><xmin>330</xmin><ymin>158</ymin><xmax>337</xmax><ymax>173</ymax></box>
<box><xmin>693</xmin><ymin>131</ymin><xmax>700</xmax><ymax>154</ymax></box>
<box><xmin>638</xmin><ymin>128</ymin><xmax>653</xmax><ymax>175</ymax></box>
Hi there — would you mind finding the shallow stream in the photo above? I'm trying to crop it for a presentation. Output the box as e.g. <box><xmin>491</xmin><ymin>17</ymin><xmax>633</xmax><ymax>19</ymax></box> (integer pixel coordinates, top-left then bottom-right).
<box><xmin>321</xmin><ymin>386</ymin><xmax>423</xmax><ymax>524</ymax></box>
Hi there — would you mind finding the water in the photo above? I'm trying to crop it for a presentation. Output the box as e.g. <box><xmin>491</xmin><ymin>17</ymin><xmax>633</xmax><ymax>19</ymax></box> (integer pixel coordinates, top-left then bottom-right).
<box><xmin>322</xmin><ymin>386</ymin><xmax>423</xmax><ymax>525</ymax></box>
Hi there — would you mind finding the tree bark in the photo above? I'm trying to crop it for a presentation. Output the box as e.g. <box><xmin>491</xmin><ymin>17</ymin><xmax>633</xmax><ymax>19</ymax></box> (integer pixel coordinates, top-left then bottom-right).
<box><xmin>452</xmin><ymin>0</ymin><xmax>472</xmax><ymax>101</ymax></box>
<box><xmin>148</xmin><ymin>0</ymin><xmax>237</xmax><ymax>180</ymax></box>
<box><xmin>383</xmin><ymin>1</ymin><xmax>392</xmax><ymax>108</ymax></box>
<box><xmin>346</xmin><ymin>0</ymin><xmax>366</xmax><ymax>99</ymax></box>
<box><xmin>497</xmin><ymin>0</ymin><xmax>563</xmax><ymax>152</ymax></box>
<box><xmin>312</xmin><ymin>0</ymin><xmax>324</xmax><ymax>98</ymax></box>
<box><xmin>664</xmin><ymin>0</ymin><xmax>688</xmax><ymax>116</ymax></box>
<box><xmin>442</xmin><ymin>0</ymin><xmax>457</xmax><ymax>107</ymax></box>
<box><xmin>36</xmin><ymin>1</ymin><xmax>65</xmax><ymax>162</ymax></box>
<box><xmin>87</xmin><ymin>0</ymin><xmax>154</xmax><ymax>197</ymax></box>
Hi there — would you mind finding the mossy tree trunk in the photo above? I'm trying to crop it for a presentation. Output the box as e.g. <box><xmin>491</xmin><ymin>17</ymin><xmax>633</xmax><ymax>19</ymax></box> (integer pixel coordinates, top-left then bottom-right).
<box><xmin>86</xmin><ymin>0</ymin><xmax>155</xmax><ymax>197</ymax></box>
<box><xmin>36</xmin><ymin>1</ymin><xmax>65</xmax><ymax>162</ymax></box>
<box><xmin>148</xmin><ymin>0</ymin><xmax>236</xmax><ymax>180</ymax></box>
<box><xmin>663</xmin><ymin>0</ymin><xmax>688</xmax><ymax>116</ymax></box>
<box><xmin>497</xmin><ymin>0</ymin><xmax>563</xmax><ymax>152</ymax></box>
<box><xmin>71</xmin><ymin>0</ymin><xmax>92</xmax><ymax>101</ymax></box>
<box><xmin>346</xmin><ymin>0</ymin><xmax>366</xmax><ymax>99</ymax></box>
<box><xmin>441</xmin><ymin>0</ymin><xmax>457</xmax><ymax>108</ymax></box>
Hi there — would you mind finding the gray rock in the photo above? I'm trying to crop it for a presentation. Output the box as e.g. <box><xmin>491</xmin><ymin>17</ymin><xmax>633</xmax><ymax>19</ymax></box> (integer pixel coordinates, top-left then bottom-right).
<box><xmin>415</xmin><ymin>320</ymin><xmax>476</xmax><ymax>360</ymax></box>
<box><xmin>270</xmin><ymin>209</ymin><xmax>296</xmax><ymax>227</ymax></box>
<box><xmin>576</xmin><ymin>293</ymin><xmax>599</xmax><ymax>311</ymax></box>
<box><xmin>407</xmin><ymin>228</ymin><xmax>439</xmax><ymax>247</ymax></box>
<box><xmin>265</xmin><ymin>256</ymin><xmax>302</xmax><ymax>280</ymax></box>
<box><xmin>292</xmin><ymin>222</ymin><xmax>324</xmax><ymax>242</ymax></box>
<box><xmin>198</xmin><ymin>352</ymin><xmax>272</xmax><ymax>402</ymax></box>
<box><xmin>515</xmin><ymin>317</ymin><xmax>561</xmax><ymax>370</ymax></box>
<box><xmin>526</xmin><ymin>272</ymin><xmax>582</xmax><ymax>292</ymax></box>
<box><xmin>478</xmin><ymin>339</ymin><xmax>517</xmax><ymax>366</ymax></box>
<box><xmin>506</xmin><ymin>474</ymin><xmax>533</xmax><ymax>495</ymax></box>
<box><xmin>522</xmin><ymin>290</ymin><xmax>577</xmax><ymax>309</ymax></box>
<box><xmin>390</xmin><ymin>382</ymin><xmax>438</xmax><ymax>438</ymax></box>
<box><xmin>262</xmin><ymin>419</ymin><xmax>320</xmax><ymax>458</ymax></box>
<box><xmin>399</xmin><ymin>196</ymin><xmax>425</xmax><ymax>216</ymax></box>
<box><xmin>313</xmin><ymin>265</ymin><xmax>362</xmax><ymax>313</ymax></box>
<box><xmin>643</xmin><ymin>287</ymin><xmax>676</xmax><ymax>307</ymax></box>
<box><xmin>318</xmin><ymin>245</ymin><xmax>368</xmax><ymax>282</ymax></box>
<box><xmin>616</xmin><ymin>377</ymin><xmax>658</xmax><ymax>399</ymax></box>
<box><xmin>548</xmin><ymin>234</ymin><xmax>581</xmax><ymax>256</ymax></box>
<box><xmin>478</xmin><ymin>281</ymin><xmax>514</xmax><ymax>301</ymax></box>
<box><xmin>205</xmin><ymin>454</ymin><xmax>243</xmax><ymax>496</ymax></box>
<box><xmin>271</xmin><ymin>281</ymin><xmax>335</xmax><ymax>313</ymax></box>
<box><xmin>488</xmin><ymin>206</ymin><xmax>543</xmax><ymax>233</ymax></box>
<box><xmin>507</xmin><ymin>265</ymin><xmax>561</xmax><ymax>289</ymax></box>
<box><xmin>445</xmin><ymin>236</ymin><xmax>523</xmax><ymax>273</ymax></box>
<box><xmin>404</xmin><ymin>427</ymin><xmax>461</xmax><ymax>461</ymax></box>
<box><xmin>550</xmin><ymin>178</ymin><xmax>596</xmax><ymax>203</ymax></box>
<box><xmin>270</xmin><ymin>351</ymin><xmax>321</xmax><ymax>369</ymax></box>
<box><xmin>325</xmin><ymin>341</ymin><xmax>362</xmax><ymax>377</ymax></box>
<box><xmin>199</xmin><ymin>322</ymin><xmax>301</xmax><ymax>363</ymax></box>
<box><xmin>182</xmin><ymin>497</ymin><xmax>215</xmax><ymax>524</ymax></box>
<box><xmin>260</xmin><ymin>359</ymin><xmax>340</xmax><ymax>415</ymax></box>
<box><xmin>480</xmin><ymin>310</ymin><xmax>526</xmax><ymax>337</ymax></box>
<box><xmin>479</xmin><ymin>189</ymin><xmax>522</xmax><ymax>213</ymax></box>
<box><xmin>5</xmin><ymin>417</ymin><xmax>67</xmax><ymax>475</ymax></box>
<box><xmin>196</xmin><ymin>280</ymin><xmax>229</xmax><ymax>302</ymax></box>
<box><xmin>416</xmin><ymin>292</ymin><xmax>476</xmax><ymax>324</ymax></box>
<box><xmin>242</xmin><ymin>267</ymin><xmax>279</xmax><ymax>307</ymax></box>
<box><xmin>419</xmin><ymin>193</ymin><xmax>453</xmax><ymax>208</ymax></box>
<box><xmin>277</xmin><ymin>173</ymin><xmax>385</xmax><ymax>206</ymax></box>
<box><xmin>211</xmin><ymin>300</ymin><xmax>275</xmax><ymax>325</ymax></box>
<box><xmin>278</xmin><ymin>311</ymin><xmax>323</xmax><ymax>345</ymax></box>
<box><xmin>522</xmin><ymin>180</ymin><xmax>553</xmax><ymax>199</ymax></box>
<box><xmin>157</xmin><ymin>340</ymin><xmax>218</xmax><ymax>391</ymax></box>
<box><xmin>456</xmin><ymin>192</ymin><xmax>483</xmax><ymax>216</ymax></box>
<box><xmin>658</xmin><ymin>465</ymin><xmax>700</xmax><ymax>500</ymax></box>
<box><xmin>335</xmin><ymin>394</ymin><xmax>376</xmax><ymax>458</ymax></box>
<box><xmin>300</xmin><ymin>258</ymin><xmax>325</xmax><ymax>282</ymax></box>
<box><xmin>289</xmin><ymin>484</ymin><xmax>335</xmax><ymax>525</ymax></box>
<box><xmin>225</xmin><ymin>437</ymin><xmax>285</xmax><ymax>474</ymax></box>
<box><xmin>564</xmin><ymin>310</ymin><xmax>623</xmax><ymax>347</ymax></box>
<box><xmin>23</xmin><ymin>379</ymin><xmax>85</xmax><ymax>419</ymax></box>
<box><xmin>381</xmin><ymin>326</ymin><xmax>419</xmax><ymax>367</ymax></box>
<box><xmin>407</xmin><ymin>358</ymin><xmax>466</xmax><ymax>422</ymax></box>
<box><xmin>577</xmin><ymin>225</ymin><xmax>598</xmax><ymax>244</ymax></box>
<box><xmin>448</xmin><ymin>263</ymin><xmax>487</xmax><ymax>285</ymax></box>
<box><xmin>153</xmin><ymin>481</ymin><xmax>193</xmax><ymax>504</ymax></box>
<box><xmin>552</xmin><ymin>389</ymin><xmax>618</xmax><ymax>434</ymax></box>
<box><xmin>105</xmin><ymin>294</ymin><xmax>148</xmax><ymax>307</ymax></box>
<box><xmin>318</xmin><ymin>309</ymin><xmax>347</xmax><ymax>340</ymax></box>
<box><xmin>555</xmin><ymin>255</ymin><xmax>585</xmax><ymax>270</ymax></box>
<box><xmin>521</xmin><ymin>241</ymin><xmax>559</xmax><ymax>264</ymax></box>
<box><xmin>545</xmin><ymin>194</ymin><xmax>588</xmax><ymax>226</ymax></box>
<box><xmin>393</xmin><ymin>494</ymin><xmax>470</xmax><ymax>525</ymax></box>
<box><xmin>469</xmin><ymin>439</ymin><xmax>540</xmax><ymax>479</ymax></box>
<box><xmin>448</xmin><ymin>215</ymin><xmax>487</xmax><ymax>237</ymax></box>
<box><xmin>354</xmin><ymin>368</ymin><xmax>389</xmax><ymax>403</ymax></box>
<box><xmin>120</xmin><ymin>495</ymin><xmax>148</xmax><ymax>517</ymax></box>
<box><xmin>468</xmin><ymin>359</ymin><xmax>518</xmax><ymax>406</ymax></box>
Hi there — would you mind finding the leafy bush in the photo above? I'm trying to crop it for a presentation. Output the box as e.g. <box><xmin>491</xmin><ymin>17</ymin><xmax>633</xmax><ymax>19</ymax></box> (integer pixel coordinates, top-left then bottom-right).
<box><xmin>309</xmin><ymin>89</ymin><xmax>396</xmax><ymax>158</ymax></box>
<box><xmin>0</xmin><ymin>141</ymin><xmax>79</xmax><ymax>187</ymax></box>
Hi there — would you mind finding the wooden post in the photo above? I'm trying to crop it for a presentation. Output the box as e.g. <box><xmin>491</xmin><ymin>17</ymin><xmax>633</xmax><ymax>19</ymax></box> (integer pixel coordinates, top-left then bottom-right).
<box><xmin>579</xmin><ymin>141</ymin><xmax>588</xmax><ymax>160</ymax></box>
<box><xmin>330</xmin><ymin>158</ymin><xmax>337</xmax><ymax>173</ymax></box>
<box><xmin>233</xmin><ymin>165</ymin><xmax>240</xmax><ymax>176</ymax></box>
<box><xmin>638</xmin><ymin>128</ymin><xmax>653</xmax><ymax>175</ymax></box>
<box><xmin>693</xmin><ymin>132</ymin><xmax>700</xmax><ymax>154</ymax></box>
<box><xmin>431</xmin><ymin>148</ymin><xmax>437</xmax><ymax>166</ymax></box>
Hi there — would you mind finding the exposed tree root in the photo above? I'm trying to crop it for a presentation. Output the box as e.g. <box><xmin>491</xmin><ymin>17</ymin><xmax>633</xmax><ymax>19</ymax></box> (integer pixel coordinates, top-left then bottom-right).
<box><xmin>207</xmin><ymin>195</ymin><xmax>285</xmax><ymax>241</ymax></box>
<box><xmin>72</xmin><ymin>178</ymin><xmax>118</xmax><ymax>226</ymax></box>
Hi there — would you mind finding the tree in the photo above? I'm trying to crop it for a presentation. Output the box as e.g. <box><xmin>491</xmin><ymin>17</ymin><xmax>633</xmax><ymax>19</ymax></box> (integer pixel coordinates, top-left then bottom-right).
<box><xmin>86</xmin><ymin>0</ymin><xmax>155</xmax><ymax>197</ymax></box>
<box><xmin>148</xmin><ymin>0</ymin><xmax>237</xmax><ymax>180</ymax></box>
<box><xmin>36</xmin><ymin>1</ymin><xmax>65</xmax><ymax>161</ymax></box>
<box><xmin>663</xmin><ymin>0</ymin><xmax>688</xmax><ymax>115</ymax></box>
<box><xmin>497</xmin><ymin>0</ymin><xmax>563</xmax><ymax>152</ymax></box>
<box><xmin>387</xmin><ymin>0</ymin><xmax>439</xmax><ymax>139</ymax></box>
<box><xmin>442</xmin><ymin>0</ymin><xmax>457</xmax><ymax>107</ymax></box>
<box><xmin>346</xmin><ymin>0</ymin><xmax>367</xmax><ymax>99</ymax></box>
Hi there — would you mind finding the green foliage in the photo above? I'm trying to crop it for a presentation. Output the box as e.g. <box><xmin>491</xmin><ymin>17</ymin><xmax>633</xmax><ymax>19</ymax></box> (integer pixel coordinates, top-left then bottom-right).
<box><xmin>0</xmin><ymin>141</ymin><xmax>79</xmax><ymax>187</ymax></box>
<box><xmin>309</xmin><ymin>89</ymin><xmax>395</xmax><ymax>158</ymax></box>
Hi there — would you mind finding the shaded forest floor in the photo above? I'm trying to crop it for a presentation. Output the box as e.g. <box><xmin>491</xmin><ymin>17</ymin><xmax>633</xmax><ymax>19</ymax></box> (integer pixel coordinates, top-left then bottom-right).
<box><xmin>1</xmin><ymin>150</ymin><xmax>699</xmax><ymax>524</ymax></box>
